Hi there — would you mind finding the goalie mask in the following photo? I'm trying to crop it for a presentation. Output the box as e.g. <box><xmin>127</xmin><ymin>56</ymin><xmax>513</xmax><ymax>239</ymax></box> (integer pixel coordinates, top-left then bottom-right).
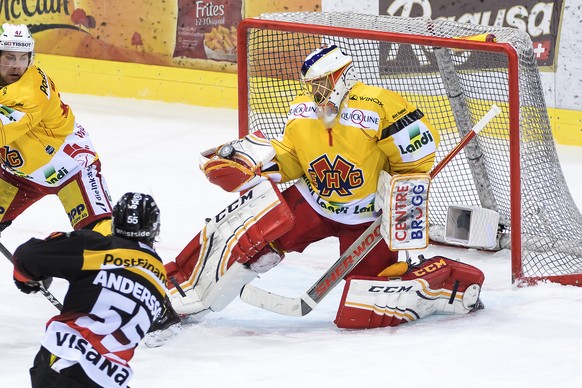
<box><xmin>300</xmin><ymin>45</ymin><xmax>358</xmax><ymax>127</ymax></box>
<box><xmin>112</xmin><ymin>192</ymin><xmax>161</xmax><ymax>247</ymax></box>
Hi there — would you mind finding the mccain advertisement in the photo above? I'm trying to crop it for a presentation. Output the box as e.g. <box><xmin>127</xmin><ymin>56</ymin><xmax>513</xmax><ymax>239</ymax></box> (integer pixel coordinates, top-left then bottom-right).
<box><xmin>378</xmin><ymin>0</ymin><xmax>564</xmax><ymax>73</ymax></box>
<box><xmin>0</xmin><ymin>0</ymin><xmax>243</xmax><ymax>72</ymax></box>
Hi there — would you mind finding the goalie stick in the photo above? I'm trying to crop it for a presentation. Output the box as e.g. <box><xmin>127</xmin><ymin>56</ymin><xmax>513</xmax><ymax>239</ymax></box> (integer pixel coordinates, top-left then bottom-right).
<box><xmin>0</xmin><ymin>241</ymin><xmax>63</xmax><ymax>311</ymax></box>
<box><xmin>240</xmin><ymin>104</ymin><xmax>502</xmax><ymax>317</ymax></box>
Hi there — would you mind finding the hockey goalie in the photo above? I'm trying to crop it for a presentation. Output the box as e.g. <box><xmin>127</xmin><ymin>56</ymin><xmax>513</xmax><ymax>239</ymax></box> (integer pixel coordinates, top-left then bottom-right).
<box><xmin>154</xmin><ymin>44</ymin><xmax>484</xmax><ymax>341</ymax></box>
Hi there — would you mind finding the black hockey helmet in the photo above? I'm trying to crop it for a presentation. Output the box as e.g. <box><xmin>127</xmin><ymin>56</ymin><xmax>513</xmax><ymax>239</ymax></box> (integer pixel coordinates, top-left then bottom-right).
<box><xmin>112</xmin><ymin>192</ymin><xmax>160</xmax><ymax>246</ymax></box>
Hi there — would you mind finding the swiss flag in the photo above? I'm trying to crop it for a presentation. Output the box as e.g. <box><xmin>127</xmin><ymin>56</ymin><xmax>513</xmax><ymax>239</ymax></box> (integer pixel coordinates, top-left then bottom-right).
<box><xmin>533</xmin><ymin>40</ymin><xmax>551</xmax><ymax>60</ymax></box>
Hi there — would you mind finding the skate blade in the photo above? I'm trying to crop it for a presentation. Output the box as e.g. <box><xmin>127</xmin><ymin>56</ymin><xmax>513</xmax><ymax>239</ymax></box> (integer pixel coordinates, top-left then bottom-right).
<box><xmin>144</xmin><ymin>322</ymin><xmax>183</xmax><ymax>348</ymax></box>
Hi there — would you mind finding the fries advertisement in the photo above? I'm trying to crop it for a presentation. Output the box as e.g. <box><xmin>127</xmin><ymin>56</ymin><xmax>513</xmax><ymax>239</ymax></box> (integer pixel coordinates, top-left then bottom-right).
<box><xmin>173</xmin><ymin>0</ymin><xmax>242</xmax><ymax>63</ymax></box>
<box><xmin>203</xmin><ymin>25</ymin><xmax>238</xmax><ymax>61</ymax></box>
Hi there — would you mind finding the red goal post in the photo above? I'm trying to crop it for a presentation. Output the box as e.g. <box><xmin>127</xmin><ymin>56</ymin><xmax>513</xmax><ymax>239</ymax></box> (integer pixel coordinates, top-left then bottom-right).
<box><xmin>236</xmin><ymin>12</ymin><xmax>582</xmax><ymax>287</ymax></box>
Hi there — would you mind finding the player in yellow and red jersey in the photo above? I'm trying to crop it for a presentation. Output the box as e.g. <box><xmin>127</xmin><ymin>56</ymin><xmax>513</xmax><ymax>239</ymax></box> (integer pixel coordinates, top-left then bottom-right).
<box><xmin>0</xmin><ymin>23</ymin><xmax>112</xmax><ymax>237</ymax></box>
<box><xmin>149</xmin><ymin>45</ymin><xmax>482</xmax><ymax>338</ymax></box>
<box><xmin>270</xmin><ymin>49</ymin><xmax>440</xmax><ymax>227</ymax></box>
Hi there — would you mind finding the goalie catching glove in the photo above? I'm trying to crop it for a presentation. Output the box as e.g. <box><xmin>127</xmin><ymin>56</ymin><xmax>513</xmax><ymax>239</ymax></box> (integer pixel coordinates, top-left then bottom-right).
<box><xmin>200</xmin><ymin>130</ymin><xmax>279</xmax><ymax>192</ymax></box>
<box><xmin>335</xmin><ymin>256</ymin><xmax>484</xmax><ymax>329</ymax></box>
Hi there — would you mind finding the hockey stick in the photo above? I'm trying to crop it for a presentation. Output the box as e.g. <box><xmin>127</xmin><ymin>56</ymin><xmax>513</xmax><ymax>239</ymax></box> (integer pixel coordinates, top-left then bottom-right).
<box><xmin>0</xmin><ymin>241</ymin><xmax>64</xmax><ymax>311</ymax></box>
<box><xmin>240</xmin><ymin>104</ymin><xmax>502</xmax><ymax>316</ymax></box>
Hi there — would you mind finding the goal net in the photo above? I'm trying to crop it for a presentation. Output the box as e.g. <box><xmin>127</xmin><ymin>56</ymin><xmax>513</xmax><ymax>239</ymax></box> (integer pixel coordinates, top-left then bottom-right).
<box><xmin>237</xmin><ymin>12</ymin><xmax>582</xmax><ymax>286</ymax></box>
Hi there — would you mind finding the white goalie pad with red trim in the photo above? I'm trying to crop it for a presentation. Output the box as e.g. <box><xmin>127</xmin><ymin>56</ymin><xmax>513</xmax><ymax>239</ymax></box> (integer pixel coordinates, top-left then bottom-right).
<box><xmin>200</xmin><ymin>130</ymin><xmax>278</xmax><ymax>192</ymax></box>
<box><xmin>335</xmin><ymin>256</ymin><xmax>484</xmax><ymax>329</ymax></box>
<box><xmin>166</xmin><ymin>180</ymin><xmax>294</xmax><ymax>316</ymax></box>
<box><xmin>375</xmin><ymin>171</ymin><xmax>430</xmax><ymax>250</ymax></box>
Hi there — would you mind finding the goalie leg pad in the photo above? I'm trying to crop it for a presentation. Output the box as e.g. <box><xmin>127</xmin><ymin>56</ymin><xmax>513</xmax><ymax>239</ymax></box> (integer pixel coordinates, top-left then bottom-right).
<box><xmin>166</xmin><ymin>181</ymin><xmax>294</xmax><ymax>316</ymax></box>
<box><xmin>402</xmin><ymin>256</ymin><xmax>485</xmax><ymax>314</ymax></box>
<box><xmin>334</xmin><ymin>276</ymin><xmax>442</xmax><ymax>329</ymax></box>
<box><xmin>334</xmin><ymin>256</ymin><xmax>484</xmax><ymax>329</ymax></box>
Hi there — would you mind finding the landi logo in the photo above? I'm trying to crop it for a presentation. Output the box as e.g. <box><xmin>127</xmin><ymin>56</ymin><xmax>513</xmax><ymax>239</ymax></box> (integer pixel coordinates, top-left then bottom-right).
<box><xmin>308</xmin><ymin>155</ymin><xmax>363</xmax><ymax>197</ymax></box>
<box><xmin>44</xmin><ymin>166</ymin><xmax>69</xmax><ymax>184</ymax></box>
<box><xmin>379</xmin><ymin>0</ymin><xmax>563</xmax><ymax>70</ymax></box>
<box><xmin>398</xmin><ymin>124</ymin><xmax>435</xmax><ymax>155</ymax></box>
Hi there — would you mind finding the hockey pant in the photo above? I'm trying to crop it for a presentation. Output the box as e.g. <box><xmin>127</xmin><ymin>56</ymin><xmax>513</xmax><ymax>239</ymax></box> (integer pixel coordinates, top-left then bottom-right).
<box><xmin>30</xmin><ymin>346</ymin><xmax>101</xmax><ymax>388</ymax></box>
<box><xmin>273</xmin><ymin>184</ymin><xmax>399</xmax><ymax>277</ymax></box>
<box><xmin>0</xmin><ymin>159</ymin><xmax>112</xmax><ymax>231</ymax></box>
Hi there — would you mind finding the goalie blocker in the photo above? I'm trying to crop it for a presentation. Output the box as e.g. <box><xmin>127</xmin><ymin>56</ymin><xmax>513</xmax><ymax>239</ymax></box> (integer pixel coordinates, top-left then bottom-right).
<box><xmin>375</xmin><ymin>171</ymin><xmax>430</xmax><ymax>251</ymax></box>
<box><xmin>335</xmin><ymin>256</ymin><xmax>484</xmax><ymax>329</ymax></box>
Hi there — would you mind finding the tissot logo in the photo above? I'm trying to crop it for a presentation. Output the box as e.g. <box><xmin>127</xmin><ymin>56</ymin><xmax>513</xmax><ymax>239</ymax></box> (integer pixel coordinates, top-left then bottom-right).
<box><xmin>308</xmin><ymin>155</ymin><xmax>363</xmax><ymax>197</ymax></box>
<box><xmin>0</xmin><ymin>41</ymin><xmax>30</xmax><ymax>51</ymax></box>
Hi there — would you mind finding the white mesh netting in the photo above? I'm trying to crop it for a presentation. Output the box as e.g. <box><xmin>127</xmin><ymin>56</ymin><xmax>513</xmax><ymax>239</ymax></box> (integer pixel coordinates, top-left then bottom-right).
<box><xmin>240</xmin><ymin>12</ymin><xmax>582</xmax><ymax>281</ymax></box>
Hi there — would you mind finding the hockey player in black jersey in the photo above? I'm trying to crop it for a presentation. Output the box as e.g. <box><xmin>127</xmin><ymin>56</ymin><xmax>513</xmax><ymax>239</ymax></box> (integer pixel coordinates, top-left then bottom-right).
<box><xmin>12</xmin><ymin>192</ymin><xmax>179</xmax><ymax>388</ymax></box>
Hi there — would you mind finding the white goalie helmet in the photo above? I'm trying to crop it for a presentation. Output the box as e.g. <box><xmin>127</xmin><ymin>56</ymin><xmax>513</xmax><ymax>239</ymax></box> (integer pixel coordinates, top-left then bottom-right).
<box><xmin>0</xmin><ymin>23</ymin><xmax>35</xmax><ymax>61</ymax></box>
<box><xmin>300</xmin><ymin>44</ymin><xmax>358</xmax><ymax>127</ymax></box>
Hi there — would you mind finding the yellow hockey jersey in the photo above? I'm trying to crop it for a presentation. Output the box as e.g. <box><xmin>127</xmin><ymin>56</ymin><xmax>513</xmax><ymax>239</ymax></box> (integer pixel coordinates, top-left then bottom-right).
<box><xmin>0</xmin><ymin>65</ymin><xmax>99</xmax><ymax>186</ymax></box>
<box><xmin>270</xmin><ymin>81</ymin><xmax>440</xmax><ymax>225</ymax></box>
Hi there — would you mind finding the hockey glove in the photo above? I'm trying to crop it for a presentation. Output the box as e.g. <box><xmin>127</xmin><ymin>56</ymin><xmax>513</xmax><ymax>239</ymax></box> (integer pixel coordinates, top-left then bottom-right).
<box><xmin>14</xmin><ymin>276</ymin><xmax>53</xmax><ymax>295</ymax></box>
